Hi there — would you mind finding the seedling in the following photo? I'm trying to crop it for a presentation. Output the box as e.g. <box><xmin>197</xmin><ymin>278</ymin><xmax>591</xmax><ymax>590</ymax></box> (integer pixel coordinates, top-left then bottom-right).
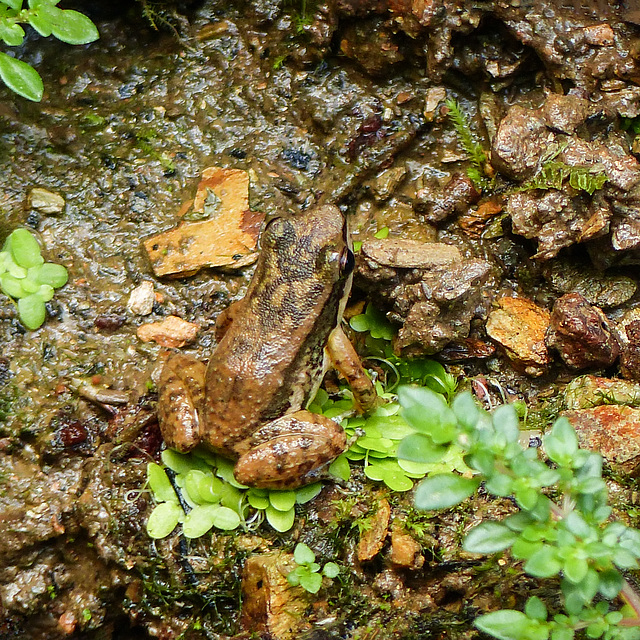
<box><xmin>0</xmin><ymin>228</ymin><xmax>68</xmax><ymax>329</ymax></box>
<box><xmin>286</xmin><ymin>543</ymin><xmax>340</xmax><ymax>594</ymax></box>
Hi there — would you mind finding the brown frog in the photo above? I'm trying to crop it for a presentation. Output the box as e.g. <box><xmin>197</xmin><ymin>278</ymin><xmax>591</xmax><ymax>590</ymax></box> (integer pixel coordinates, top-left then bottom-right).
<box><xmin>157</xmin><ymin>205</ymin><xmax>376</xmax><ymax>489</ymax></box>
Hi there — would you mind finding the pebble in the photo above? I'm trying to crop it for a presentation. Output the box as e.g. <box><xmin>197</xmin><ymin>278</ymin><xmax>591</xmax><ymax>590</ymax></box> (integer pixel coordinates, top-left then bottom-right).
<box><xmin>28</xmin><ymin>187</ymin><xmax>65</xmax><ymax>214</ymax></box>
<box><xmin>136</xmin><ymin>316</ymin><xmax>198</xmax><ymax>348</ymax></box>
<box><xmin>127</xmin><ymin>281</ymin><xmax>155</xmax><ymax>316</ymax></box>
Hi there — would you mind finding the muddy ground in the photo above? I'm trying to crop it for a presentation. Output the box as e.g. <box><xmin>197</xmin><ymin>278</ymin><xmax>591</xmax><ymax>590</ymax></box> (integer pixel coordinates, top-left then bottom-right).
<box><xmin>1</xmin><ymin>1</ymin><xmax>640</xmax><ymax>639</ymax></box>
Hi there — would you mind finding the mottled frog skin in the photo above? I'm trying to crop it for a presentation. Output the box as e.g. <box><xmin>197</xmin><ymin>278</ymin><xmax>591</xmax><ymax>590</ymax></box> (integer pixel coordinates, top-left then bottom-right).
<box><xmin>157</xmin><ymin>205</ymin><xmax>375</xmax><ymax>489</ymax></box>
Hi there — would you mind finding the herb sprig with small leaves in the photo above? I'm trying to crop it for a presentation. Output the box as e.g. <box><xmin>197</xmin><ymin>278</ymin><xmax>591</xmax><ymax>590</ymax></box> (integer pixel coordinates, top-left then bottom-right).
<box><xmin>0</xmin><ymin>0</ymin><xmax>98</xmax><ymax>101</ymax></box>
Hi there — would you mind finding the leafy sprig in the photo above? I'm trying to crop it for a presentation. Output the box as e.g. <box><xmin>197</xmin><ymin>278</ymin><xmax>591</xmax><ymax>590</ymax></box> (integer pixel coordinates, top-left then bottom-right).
<box><xmin>286</xmin><ymin>543</ymin><xmax>340</xmax><ymax>594</ymax></box>
<box><xmin>0</xmin><ymin>0</ymin><xmax>98</xmax><ymax>101</ymax></box>
<box><xmin>397</xmin><ymin>386</ymin><xmax>640</xmax><ymax>640</ymax></box>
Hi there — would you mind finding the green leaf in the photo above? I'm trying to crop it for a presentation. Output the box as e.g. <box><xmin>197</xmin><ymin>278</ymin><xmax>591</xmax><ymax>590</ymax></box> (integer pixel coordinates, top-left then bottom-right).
<box><xmin>182</xmin><ymin>504</ymin><xmax>220</xmax><ymax>538</ymax></box>
<box><xmin>414</xmin><ymin>473</ymin><xmax>479</xmax><ymax>511</ymax></box>
<box><xmin>198</xmin><ymin>474</ymin><xmax>224</xmax><ymax>503</ymax></box>
<box><xmin>210</xmin><ymin>506</ymin><xmax>241</xmax><ymax>530</ymax></box>
<box><xmin>269</xmin><ymin>490</ymin><xmax>296</xmax><ymax>512</ymax></box>
<box><xmin>598</xmin><ymin>568</ymin><xmax>623</xmax><ymax>599</ymax></box>
<box><xmin>563</xmin><ymin>555</ymin><xmax>589</xmax><ymax>584</ymax></box>
<box><xmin>485</xmin><ymin>472</ymin><xmax>514</xmax><ymax>497</ymax></box>
<box><xmin>613</xmin><ymin>547</ymin><xmax>638</xmax><ymax>569</ymax></box>
<box><xmin>32</xmin><ymin>262</ymin><xmax>68</xmax><ymax>288</ymax></box>
<box><xmin>35</xmin><ymin>5</ymin><xmax>99</xmax><ymax>45</ymax></box>
<box><xmin>463</xmin><ymin>521</ymin><xmax>517</xmax><ymax>554</ymax></box>
<box><xmin>328</xmin><ymin>453</ymin><xmax>351</xmax><ymax>481</ymax></box>
<box><xmin>147</xmin><ymin>463</ymin><xmax>178</xmax><ymax>503</ymax></box>
<box><xmin>492</xmin><ymin>404</ymin><xmax>521</xmax><ymax>443</ymax></box>
<box><xmin>295</xmin><ymin>482</ymin><xmax>322</xmax><ymax>504</ymax></box>
<box><xmin>0</xmin><ymin>21</ymin><xmax>25</xmax><ymax>46</ymax></box>
<box><xmin>398</xmin><ymin>385</ymin><xmax>458</xmax><ymax>443</ymax></box>
<box><xmin>7</xmin><ymin>229</ymin><xmax>43</xmax><ymax>268</ymax></box>
<box><xmin>183</xmin><ymin>470</ymin><xmax>206</xmax><ymax>504</ymax></box>
<box><xmin>246</xmin><ymin>489</ymin><xmax>269</xmax><ymax>509</ymax></box>
<box><xmin>299</xmin><ymin>571</ymin><xmax>323</xmax><ymax>594</ymax></box>
<box><xmin>474</xmin><ymin>610</ymin><xmax>540</xmax><ymax>640</ymax></box>
<box><xmin>146</xmin><ymin>502</ymin><xmax>183</xmax><ymax>539</ymax></box>
<box><xmin>265</xmin><ymin>505</ymin><xmax>295</xmax><ymax>532</ymax></box>
<box><xmin>26</xmin><ymin>12</ymin><xmax>52</xmax><ymax>37</ymax></box>
<box><xmin>18</xmin><ymin>293</ymin><xmax>46</xmax><ymax>329</ymax></box>
<box><xmin>397</xmin><ymin>433</ymin><xmax>449</xmax><ymax>463</ymax></box>
<box><xmin>3</xmin><ymin>0</ymin><xmax>24</xmax><ymax>10</ymax></box>
<box><xmin>544</xmin><ymin>418</ymin><xmax>578</xmax><ymax>466</ymax></box>
<box><xmin>293</xmin><ymin>543</ymin><xmax>315</xmax><ymax>566</ymax></box>
<box><xmin>0</xmin><ymin>52</ymin><xmax>43</xmax><ymax>101</ymax></box>
<box><xmin>524</xmin><ymin>545</ymin><xmax>561</xmax><ymax>578</ymax></box>
<box><xmin>161</xmin><ymin>449</ymin><xmax>209</xmax><ymax>474</ymax></box>
<box><xmin>451</xmin><ymin>391</ymin><xmax>480</xmax><ymax>430</ymax></box>
<box><xmin>1</xmin><ymin>273</ymin><xmax>27</xmax><ymax>298</ymax></box>
<box><xmin>323</xmin><ymin>562</ymin><xmax>339</xmax><ymax>578</ymax></box>
<box><xmin>525</xmin><ymin>596</ymin><xmax>548</xmax><ymax>622</ymax></box>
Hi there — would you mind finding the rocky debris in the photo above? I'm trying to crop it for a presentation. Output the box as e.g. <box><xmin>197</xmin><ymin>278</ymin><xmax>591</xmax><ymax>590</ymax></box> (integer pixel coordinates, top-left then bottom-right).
<box><xmin>390</xmin><ymin>524</ymin><xmax>424</xmax><ymax>569</ymax></box>
<box><xmin>563</xmin><ymin>405</ymin><xmax>640</xmax><ymax>476</ymax></box>
<box><xmin>136</xmin><ymin>315</ymin><xmax>198</xmax><ymax>347</ymax></box>
<box><xmin>493</xmin><ymin>92</ymin><xmax>640</xmax><ymax>258</ymax></box>
<box><xmin>369</xmin><ymin>165</ymin><xmax>407</xmax><ymax>201</ymax></box>
<box><xmin>144</xmin><ymin>167</ymin><xmax>264</xmax><ymax>277</ymax></box>
<box><xmin>357</xmin><ymin>498</ymin><xmax>390</xmax><ymax>562</ymax></box>
<box><xmin>544</xmin><ymin>259</ymin><xmax>637</xmax><ymax>309</ymax></box>
<box><xmin>611</xmin><ymin>308</ymin><xmax>640</xmax><ymax>380</ymax></box>
<box><xmin>414</xmin><ymin>172</ymin><xmax>481</xmax><ymax>224</ymax></box>
<box><xmin>564</xmin><ymin>375</ymin><xmax>640</xmax><ymax>410</ymax></box>
<box><xmin>485</xmin><ymin>297</ymin><xmax>551</xmax><ymax>377</ymax></box>
<box><xmin>240</xmin><ymin>551</ymin><xmax>309</xmax><ymax>639</ymax></box>
<box><xmin>126</xmin><ymin>281</ymin><xmax>155</xmax><ymax>316</ymax></box>
<box><xmin>27</xmin><ymin>187</ymin><xmax>65</xmax><ymax>214</ymax></box>
<box><xmin>546</xmin><ymin>293</ymin><xmax>619</xmax><ymax>370</ymax></box>
<box><xmin>423</xmin><ymin>86</ymin><xmax>447</xmax><ymax>121</ymax></box>
<box><xmin>358</xmin><ymin>237</ymin><xmax>494</xmax><ymax>357</ymax></box>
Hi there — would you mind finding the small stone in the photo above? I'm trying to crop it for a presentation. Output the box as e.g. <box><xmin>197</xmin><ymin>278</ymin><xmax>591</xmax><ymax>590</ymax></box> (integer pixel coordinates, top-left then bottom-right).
<box><xmin>486</xmin><ymin>297</ymin><xmax>551</xmax><ymax>376</ymax></box>
<box><xmin>546</xmin><ymin>293</ymin><xmax>619</xmax><ymax>370</ymax></box>
<box><xmin>137</xmin><ymin>316</ymin><xmax>198</xmax><ymax>348</ymax></box>
<box><xmin>127</xmin><ymin>281</ymin><xmax>156</xmax><ymax>316</ymax></box>
<box><xmin>390</xmin><ymin>526</ymin><xmax>424</xmax><ymax>569</ymax></box>
<box><xmin>369</xmin><ymin>165</ymin><xmax>407</xmax><ymax>201</ymax></box>
<box><xmin>28</xmin><ymin>187</ymin><xmax>65</xmax><ymax>214</ymax></box>
<box><xmin>563</xmin><ymin>405</ymin><xmax>640</xmax><ymax>476</ymax></box>
<box><xmin>564</xmin><ymin>375</ymin><xmax>640</xmax><ymax>410</ymax></box>
<box><xmin>423</xmin><ymin>86</ymin><xmax>447</xmax><ymax>121</ymax></box>
<box><xmin>357</xmin><ymin>498</ymin><xmax>390</xmax><ymax>562</ymax></box>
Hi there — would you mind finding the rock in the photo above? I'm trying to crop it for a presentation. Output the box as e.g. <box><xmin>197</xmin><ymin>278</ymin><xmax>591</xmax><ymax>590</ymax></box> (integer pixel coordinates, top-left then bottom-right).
<box><xmin>361</xmin><ymin>239</ymin><xmax>461</xmax><ymax>269</ymax></box>
<box><xmin>610</xmin><ymin>308</ymin><xmax>640</xmax><ymax>380</ymax></box>
<box><xmin>144</xmin><ymin>167</ymin><xmax>264</xmax><ymax>277</ymax></box>
<box><xmin>390</xmin><ymin>525</ymin><xmax>424</xmax><ymax>569</ymax></box>
<box><xmin>357</xmin><ymin>498</ymin><xmax>390</xmax><ymax>562</ymax></box>
<box><xmin>414</xmin><ymin>172</ymin><xmax>480</xmax><ymax>224</ymax></box>
<box><xmin>541</xmin><ymin>93</ymin><xmax>590</xmax><ymax>134</ymax></box>
<box><xmin>544</xmin><ymin>259</ymin><xmax>636</xmax><ymax>309</ymax></box>
<box><xmin>564</xmin><ymin>375</ymin><xmax>640</xmax><ymax>410</ymax></box>
<box><xmin>491</xmin><ymin>105</ymin><xmax>554</xmax><ymax>180</ymax></box>
<box><xmin>611</xmin><ymin>209</ymin><xmax>640</xmax><ymax>251</ymax></box>
<box><xmin>136</xmin><ymin>316</ymin><xmax>198</xmax><ymax>348</ymax></box>
<box><xmin>126</xmin><ymin>281</ymin><xmax>155</xmax><ymax>316</ymax></box>
<box><xmin>485</xmin><ymin>297</ymin><xmax>551</xmax><ymax>376</ymax></box>
<box><xmin>423</xmin><ymin>86</ymin><xmax>447</xmax><ymax>121</ymax></box>
<box><xmin>240</xmin><ymin>551</ymin><xmax>309</xmax><ymax>639</ymax></box>
<box><xmin>369</xmin><ymin>165</ymin><xmax>407</xmax><ymax>200</ymax></box>
<box><xmin>28</xmin><ymin>187</ymin><xmax>65</xmax><ymax>214</ymax></box>
<box><xmin>546</xmin><ymin>293</ymin><xmax>619</xmax><ymax>370</ymax></box>
<box><xmin>563</xmin><ymin>405</ymin><xmax>640</xmax><ymax>476</ymax></box>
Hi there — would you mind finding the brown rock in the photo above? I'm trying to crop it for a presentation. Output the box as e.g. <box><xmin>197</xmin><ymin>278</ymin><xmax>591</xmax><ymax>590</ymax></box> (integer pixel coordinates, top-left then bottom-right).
<box><xmin>361</xmin><ymin>239</ymin><xmax>461</xmax><ymax>269</ymax></box>
<box><xmin>485</xmin><ymin>297</ymin><xmax>551</xmax><ymax>376</ymax></box>
<box><xmin>136</xmin><ymin>316</ymin><xmax>199</xmax><ymax>348</ymax></box>
<box><xmin>563</xmin><ymin>405</ymin><xmax>640</xmax><ymax>475</ymax></box>
<box><xmin>541</xmin><ymin>93</ymin><xmax>590</xmax><ymax>134</ymax></box>
<box><xmin>357</xmin><ymin>498</ymin><xmax>391</xmax><ymax>562</ymax></box>
<box><xmin>546</xmin><ymin>293</ymin><xmax>619</xmax><ymax>370</ymax></box>
<box><xmin>564</xmin><ymin>375</ymin><xmax>640</xmax><ymax>410</ymax></box>
<box><xmin>414</xmin><ymin>172</ymin><xmax>480</xmax><ymax>224</ymax></box>
<box><xmin>144</xmin><ymin>167</ymin><xmax>264</xmax><ymax>277</ymax></box>
<box><xmin>390</xmin><ymin>525</ymin><xmax>424</xmax><ymax>569</ymax></box>
<box><xmin>240</xmin><ymin>551</ymin><xmax>309</xmax><ymax>639</ymax></box>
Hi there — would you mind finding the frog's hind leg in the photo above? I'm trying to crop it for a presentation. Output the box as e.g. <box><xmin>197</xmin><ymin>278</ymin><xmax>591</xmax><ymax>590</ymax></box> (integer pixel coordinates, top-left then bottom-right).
<box><xmin>157</xmin><ymin>353</ymin><xmax>207</xmax><ymax>453</ymax></box>
<box><xmin>233</xmin><ymin>411</ymin><xmax>347</xmax><ymax>490</ymax></box>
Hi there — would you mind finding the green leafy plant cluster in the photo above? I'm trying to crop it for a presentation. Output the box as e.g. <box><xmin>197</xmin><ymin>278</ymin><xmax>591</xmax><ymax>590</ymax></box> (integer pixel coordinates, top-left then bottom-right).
<box><xmin>146</xmin><ymin>448</ymin><xmax>323</xmax><ymax>538</ymax></box>
<box><xmin>286</xmin><ymin>543</ymin><xmax>340</xmax><ymax>594</ymax></box>
<box><xmin>396</xmin><ymin>385</ymin><xmax>640</xmax><ymax>640</ymax></box>
<box><xmin>523</xmin><ymin>161</ymin><xmax>607</xmax><ymax>196</ymax></box>
<box><xmin>446</xmin><ymin>98</ymin><xmax>492</xmax><ymax>191</ymax></box>
<box><xmin>0</xmin><ymin>228</ymin><xmax>68</xmax><ymax>329</ymax></box>
<box><xmin>0</xmin><ymin>0</ymin><xmax>98</xmax><ymax>101</ymax></box>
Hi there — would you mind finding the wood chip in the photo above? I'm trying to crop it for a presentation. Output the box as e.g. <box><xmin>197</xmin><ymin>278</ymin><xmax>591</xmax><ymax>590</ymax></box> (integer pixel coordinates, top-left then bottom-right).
<box><xmin>357</xmin><ymin>498</ymin><xmax>391</xmax><ymax>562</ymax></box>
<box><xmin>136</xmin><ymin>316</ymin><xmax>198</xmax><ymax>348</ymax></box>
<box><xmin>144</xmin><ymin>167</ymin><xmax>264</xmax><ymax>277</ymax></box>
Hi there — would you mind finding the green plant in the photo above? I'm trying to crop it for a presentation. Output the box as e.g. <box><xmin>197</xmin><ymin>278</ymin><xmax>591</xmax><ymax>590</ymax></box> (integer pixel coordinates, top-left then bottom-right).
<box><xmin>445</xmin><ymin>98</ymin><xmax>492</xmax><ymax>191</ymax></box>
<box><xmin>0</xmin><ymin>0</ymin><xmax>98</xmax><ymax>101</ymax></box>
<box><xmin>396</xmin><ymin>385</ymin><xmax>640</xmax><ymax>640</ymax></box>
<box><xmin>286</xmin><ymin>543</ymin><xmax>340</xmax><ymax>594</ymax></box>
<box><xmin>0</xmin><ymin>228</ymin><xmax>68</xmax><ymax>329</ymax></box>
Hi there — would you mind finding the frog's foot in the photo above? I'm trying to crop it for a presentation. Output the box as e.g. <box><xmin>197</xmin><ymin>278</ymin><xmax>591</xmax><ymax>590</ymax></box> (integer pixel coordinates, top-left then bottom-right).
<box><xmin>233</xmin><ymin>410</ymin><xmax>347</xmax><ymax>490</ymax></box>
<box><xmin>157</xmin><ymin>353</ymin><xmax>206</xmax><ymax>453</ymax></box>
<box><xmin>326</xmin><ymin>326</ymin><xmax>378</xmax><ymax>413</ymax></box>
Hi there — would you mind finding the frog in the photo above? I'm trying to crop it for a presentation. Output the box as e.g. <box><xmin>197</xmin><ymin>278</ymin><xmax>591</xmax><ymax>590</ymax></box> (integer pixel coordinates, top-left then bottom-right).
<box><xmin>157</xmin><ymin>204</ymin><xmax>377</xmax><ymax>489</ymax></box>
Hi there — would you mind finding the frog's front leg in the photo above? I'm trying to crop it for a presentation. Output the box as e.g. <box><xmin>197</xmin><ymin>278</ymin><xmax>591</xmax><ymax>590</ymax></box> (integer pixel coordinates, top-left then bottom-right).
<box><xmin>326</xmin><ymin>326</ymin><xmax>378</xmax><ymax>413</ymax></box>
<box><xmin>157</xmin><ymin>353</ymin><xmax>207</xmax><ymax>453</ymax></box>
<box><xmin>234</xmin><ymin>411</ymin><xmax>348</xmax><ymax>489</ymax></box>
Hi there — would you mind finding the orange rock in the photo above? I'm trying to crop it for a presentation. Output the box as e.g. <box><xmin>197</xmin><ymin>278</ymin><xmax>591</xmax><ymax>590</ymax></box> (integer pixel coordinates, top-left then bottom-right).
<box><xmin>486</xmin><ymin>297</ymin><xmax>551</xmax><ymax>377</ymax></box>
<box><xmin>136</xmin><ymin>316</ymin><xmax>198</xmax><ymax>348</ymax></box>
<box><xmin>357</xmin><ymin>498</ymin><xmax>391</xmax><ymax>562</ymax></box>
<box><xmin>390</xmin><ymin>526</ymin><xmax>424</xmax><ymax>569</ymax></box>
<box><xmin>144</xmin><ymin>167</ymin><xmax>264</xmax><ymax>276</ymax></box>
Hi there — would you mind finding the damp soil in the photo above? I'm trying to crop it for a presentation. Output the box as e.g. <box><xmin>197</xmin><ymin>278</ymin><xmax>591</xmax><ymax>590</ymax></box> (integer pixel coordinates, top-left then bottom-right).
<box><xmin>1</xmin><ymin>1</ymin><xmax>640</xmax><ymax>639</ymax></box>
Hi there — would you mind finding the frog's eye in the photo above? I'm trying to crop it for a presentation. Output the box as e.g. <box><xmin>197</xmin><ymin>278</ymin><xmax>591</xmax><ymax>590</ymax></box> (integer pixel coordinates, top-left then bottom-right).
<box><xmin>340</xmin><ymin>248</ymin><xmax>355</xmax><ymax>274</ymax></box>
